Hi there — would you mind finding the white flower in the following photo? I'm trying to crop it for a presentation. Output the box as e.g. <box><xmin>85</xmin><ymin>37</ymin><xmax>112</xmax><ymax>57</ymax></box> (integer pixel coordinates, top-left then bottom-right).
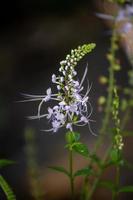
<box><xmin>66</xmin><ymin>123</ymin><xmax>73</xmax><ymax>131</ymax></box>
<box><xmin>57</xmin><ymin>85</ymin><xmax>61</xmax><ymax>90</ymax></box>
<box><xmin>60</xmin><ymin>77</ymin><xmax>64</xmax><ymax>82</ymax></box>
<box><xmin>69</xmin><ymin>104</ymin><xmax>78</xmax><ymax>113</ymax></box>
<box><xmin>53</xmin><ymin>105</ymin><xmax>59</xmax><ymax>110</ymax></box>
<box><xmin>81</xmin><ymin>116</ymin><xmax>88</xmax><ymax>123</ymax></box>
<box><xmin>44</xmin><ymin>88</ymin><xmax>52</xmax><ymax>102</ymax></box>
<box><xmin>121</xmin><ymin>22</ymin><xmax>133</xmax><ymax>33</ymax></box>
<box><xmin>52</xmin><ymin>121</ymin><xmax>61</xmax><ymax>132</ymax></box>
<box><xmin>47</xmin><ymin>107</ymin><xmax>53</xmax><ymax>119</ymax></box>
<box><xmin>96</xmin><ymin>5</ymin><xmax>133</xmax><ymax>34</ymax></box>
<box><xmin>22</xmin><ymin>43</ymin><xmax>96</xmax><ymax>133</ymax></box>
<box><xmin>56</xmin><ymin>112</ymin><xmax>65</xmax><ymax>122</ymax></box>
<box><xmin>59</xmin><ymin>101</ymin><xmax>66</xmax><ymax>106</ymax></box>
<box><xmin>52</xmin><ymin>74</ymin><xmax>56</xmax><ymax>83</ymax></box>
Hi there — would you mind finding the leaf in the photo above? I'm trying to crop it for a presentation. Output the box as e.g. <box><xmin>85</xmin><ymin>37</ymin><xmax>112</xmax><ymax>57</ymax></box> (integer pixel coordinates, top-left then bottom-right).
<box><xmin>72</xmin><ymin>143</ymin><xmax>89</xmax><ymax>157</ymax></box>
<box><xmin>0</xmin><ymin>175</ymin><xmax>16</xmax><ymax>200</ymax></box>
<box><xmin>74</xmin><ymin>167</ymin><xmax>93</xmax><ymax>177</ymax></box>
<box><xmin>99</xmin><ymin>181</ymin><xmax>115</xmax><ymax>191</ymax></box>
<box><xmin>118</xmin><ymin>186</ymin><xmax>133</xmax><ymax>193</ymax></box>
<box><xmin>65</xmin><ymin>131</ymin><xmax>80</xmax><ymax>144</ymax></box>
<box><xmin>0</xmin><ymin>159</ymin><xmax>15</xmax><ymax>168</ymax></box>
<box><xmin>104</xmin><ymin>159</ymin><xmax>124</xmax><ymax>168</ymax></box>
<box><xmin>110</xmin><ymin>149</ymin><xmax>120</xmax><ymax>163</ymax></box>
<box><xmin>48</xmin><ymin>166</ymin><xmax>70</xmax><ymax>177</ymax></box>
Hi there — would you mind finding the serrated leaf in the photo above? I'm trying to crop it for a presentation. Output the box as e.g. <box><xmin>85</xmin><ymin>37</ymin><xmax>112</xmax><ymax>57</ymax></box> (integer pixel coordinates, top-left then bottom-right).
<box><xmin>0</xmin><ymin>159</ymin><xmax>15</xmax><ymax>168</ymax></box>
<box><xmin>72</xmin><ymin>143</ymin><xmax>89</xmax><ymax>157</ymax></box>
<box><xmin>99</xmin><ymin>181</ymin><xmax>115</xmax><ymax>191</ymax></box>
<box><xmin>118</xmin><ymin>186</ymin><xmax>133</xmax><ymax>193</ymax></box>
<box><xmin>74</xmin><ymin>167</ymin><xmax>92</xmax><ymax>177</ymax></box>
<box><xmin>48</xmin><ymin>166</ymin><xmax>70</xmax><ymax>177</ymax></box>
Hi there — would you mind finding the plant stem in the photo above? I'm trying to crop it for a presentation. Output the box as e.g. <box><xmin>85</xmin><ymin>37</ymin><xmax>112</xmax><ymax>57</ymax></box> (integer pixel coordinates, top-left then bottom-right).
<box><xmin>113</xmin><ymin>166</ymin><xmax>120</xmax><ymax>200</ymax></box>
<box><xmin>81</xmin><ymin>24</ymin><xmax>117</xmax><ymax>200</ymax></box>
<box><xmin>87</xmin><ymin>146</ymin><xmax>112</xmax><ymax>200</ymax></box>
<box><xmin>69</xmin><ymin>148</ymin><xmax>74</xmax><ymax>199</ymax></box>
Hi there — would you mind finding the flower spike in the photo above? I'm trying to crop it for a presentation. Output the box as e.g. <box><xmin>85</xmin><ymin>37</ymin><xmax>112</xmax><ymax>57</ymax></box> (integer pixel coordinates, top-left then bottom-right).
<box><xmin>22</xmin><ymin>43</ymin><xmax>96</xmax><ymax>133</ymax></box>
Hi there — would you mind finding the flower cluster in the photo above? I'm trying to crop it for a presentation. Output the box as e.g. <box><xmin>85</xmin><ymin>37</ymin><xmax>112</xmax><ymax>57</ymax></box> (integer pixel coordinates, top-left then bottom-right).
<box><xmin>22</xmin><ymin>43</ymin><xmax>96</xmax><ymax>133</ymax></box>
<box><xmin>112</xmin><ymin>88</ymin><xmax>124</xmax><ymax>150</ymax></box>
<box><xmin>96</xmin><ymin>4</ymin><xmax>133</xmax><ymax>34</ymax></box>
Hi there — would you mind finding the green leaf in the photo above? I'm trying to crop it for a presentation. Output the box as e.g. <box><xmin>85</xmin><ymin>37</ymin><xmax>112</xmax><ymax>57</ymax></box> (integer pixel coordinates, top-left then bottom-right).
<box><xmin>110</xmin><ymin>149</ymin><xmax>120</xmax><ymax>164</ymax></box>
<box><xmin>118</xmin><ymin>186</ymin><xmax>133</xmax><ymax>193</ymax></box>
<box><xmin>65</xmin><ymin>131</ymin><xmax>80</xmax><ymax>144</ymax></box>
<box><xmin>72</xmin><ymin>143</ymin><xmax>89</xmax><ymax>157</ymax></box>
<box><xmin>0</xmin><ymin>159</ymin><xmax>15</xmax><ymax>168</ymax></box>
<box><xmin>0</xmin><ymin>175</ymin><xmax>16</xmax><ymax>200</ymax></box>
<box><xmin>48</xmin><ymin>166</ymin><xmax>70</xmax><ymax>177</ymax></box>
<box><xmin>74</xmin><ymin>167</ymin><xmax>93</xmax><ymax>177</ymax></box>
<box><xmin>99</xmin><ymin>181</ymin><xmax>115</xmax><ymax>191</ymax></box>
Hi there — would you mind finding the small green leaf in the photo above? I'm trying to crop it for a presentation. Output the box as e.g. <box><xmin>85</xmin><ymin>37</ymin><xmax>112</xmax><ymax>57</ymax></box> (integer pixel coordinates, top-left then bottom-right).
<box><xmin>74</xmin><ymin>167</ymin><xmax>93</xmax><ymax>177</ymax></box>
<box><xmin>48</xmin><ymin>166</ymin><xmax>70</xmax><ymax>177</ymax></box>
<box><xmin>65</xmin><ymin>132</ymin><xmax>80</xmax><ymax>144</ymax></box>
<box><xmin>0</xmin><ymin>159</ymin><xmax>15</xmax><ymax>168</ymax></box>
<box><xmin>118</xmin><ymin>186</ymin><xmax>133</xmax><ymax>193</ymax></box>
<box><xmin>99</xmin><ymin>181</ymin><xmax>116</xmax><ymax>191</ymax></box>
<box><xmin>110</xmin><ymin>149</ymin><xmax>120</xmax><ymax>163</ymax></box>
<box><xmin>72</xmin><ymin>143</ymin><xmax>89</xmax><ymax>157</ymax></box>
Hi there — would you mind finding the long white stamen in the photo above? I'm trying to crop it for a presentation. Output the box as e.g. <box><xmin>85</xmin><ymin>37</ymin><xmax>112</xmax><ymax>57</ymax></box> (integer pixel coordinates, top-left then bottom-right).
<box><xmin>28</xmin><ymin>114</ymin><xmax>47</xmax><ymax>120</ymax></box>
<box><xmin>79</xmin><ymin>65</ymin><xmax>88</xmax><ymax>88</ymax></box>
<box><xmin>38</xmin><ymin>100</ymin><xmax>44</xmax><ymax>119</ymax></box>
<box><xmin>83</xmin><ymin>81</ymin><xmax>92</xmax><ymax>99</ymax></box>
<box><xmin>20</xmin><ymin>93</ymin><xmax>57</xmax><ymax>98</ymax></box>
<box><xmin>17</xmin><ymin>98</ymin><xmax>42</xmax><ymax>102</ymax></box>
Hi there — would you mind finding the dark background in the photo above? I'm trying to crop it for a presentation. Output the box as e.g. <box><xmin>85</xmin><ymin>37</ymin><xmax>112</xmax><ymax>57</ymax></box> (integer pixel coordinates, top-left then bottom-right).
<box><xmin>0</xmin><ymin>0</ymin><xmax>132</xmax><ymax>199</ymax></box>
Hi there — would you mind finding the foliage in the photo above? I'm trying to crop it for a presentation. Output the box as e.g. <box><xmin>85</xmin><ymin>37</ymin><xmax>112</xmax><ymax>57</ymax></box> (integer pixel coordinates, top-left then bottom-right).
<box><xmin>0</xmin><ymin>158</ymin><xmax>16</xmax><ymax>200</ymax></box>
<box><xmin>20</xmin><ymin>0</ymin><xmax>133</xmax><ymax>199</ymax></box>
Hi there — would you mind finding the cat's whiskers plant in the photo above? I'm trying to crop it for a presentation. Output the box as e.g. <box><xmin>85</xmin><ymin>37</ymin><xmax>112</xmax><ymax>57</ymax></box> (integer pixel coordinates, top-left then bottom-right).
<box><xmin>22</xmin><ymin>43</ymin><xmax>96</xmax><ymax>199</ymax></box>
<box><xmin>22</xmin><ymin>44</ymin><xmax>96</xmax><ymax>135</ymax></box>
<box><xmin>21</xmin><ymin>3</ymin><xmax>133</xmax><ymax>197</ymax></box>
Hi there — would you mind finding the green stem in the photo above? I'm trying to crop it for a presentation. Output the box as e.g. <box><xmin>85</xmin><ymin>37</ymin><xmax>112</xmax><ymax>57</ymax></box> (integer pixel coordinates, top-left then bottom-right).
<box><xmin>113</xmin><ymin>166</ymin><xmax>120</xmax><ymax>200</ymax></box>
<box><xmin>88</xmin><ymin>146</ymin><xmax>112</xmax><ymax>200</ymax></box>
<box><xmin>69</xmin><ymin>149</ymin><xmax>74</xmax><ymax>199</ymax></box>
<box><xmin>81</xmin><ymin>25</ymin><xmax>117</xmax><ymax>200</ymax></box>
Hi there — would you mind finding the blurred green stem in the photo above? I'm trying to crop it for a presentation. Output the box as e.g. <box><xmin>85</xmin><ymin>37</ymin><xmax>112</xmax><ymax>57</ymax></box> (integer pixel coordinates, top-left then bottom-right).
<box><xmin>82</xmin><ymin>24</ymin><xmax>117</xmax><ymax>200</ymax></box>
<box><xmin>69</xmin><ymin>148</ymin><xmax>74</xmax><ymax>199</ymax></box>
<box><xmin>112</xmin><ymin>166</ymin><xmax>120</xmax><ymax>200</ymax></box>
<box><xmin>87</xmin><ymin>146</ymin><xmax>112</xmax><ymax>200</ymax></box>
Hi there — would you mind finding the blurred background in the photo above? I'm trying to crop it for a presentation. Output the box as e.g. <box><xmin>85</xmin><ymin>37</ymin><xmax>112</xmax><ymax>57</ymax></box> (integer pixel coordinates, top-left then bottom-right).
<box><xmin>0</xmin><ymin>0</ymin><xmax>132</xmax><ymax>199</ymax></box>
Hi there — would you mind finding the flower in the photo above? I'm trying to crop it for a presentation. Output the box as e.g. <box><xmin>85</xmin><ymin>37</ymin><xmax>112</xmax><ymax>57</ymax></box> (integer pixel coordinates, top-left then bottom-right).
<box><xmin>21</xmin><ymin>43</ymin><xmax>96</xmax><ymax>134</ymax></box>
<box><xmin>96</xmin><ymin>4</ymin><xmax>133</xmax><ymax>34</ymax></box>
